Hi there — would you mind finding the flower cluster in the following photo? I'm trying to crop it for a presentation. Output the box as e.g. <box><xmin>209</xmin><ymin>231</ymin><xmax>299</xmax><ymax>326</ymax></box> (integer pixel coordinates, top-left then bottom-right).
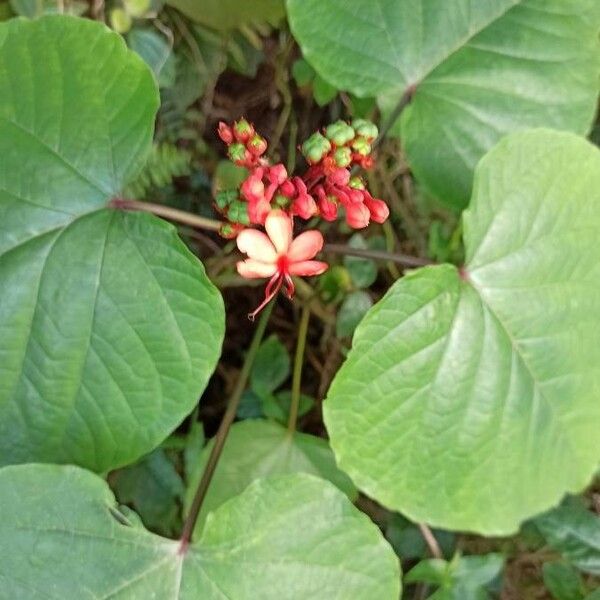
<box><xmin>215</xmin><ymin>118</ymin><xmax>389</xmax><ymax>237</ymax></box>
<box><xmin>215</xmin><ymin>118</ymin><xmax>390</xmax><ymax>318</ymax></box>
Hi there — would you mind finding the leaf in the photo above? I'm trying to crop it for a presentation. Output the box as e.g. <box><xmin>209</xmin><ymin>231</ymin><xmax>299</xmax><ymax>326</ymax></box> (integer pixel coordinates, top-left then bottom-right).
<box><xmin>288</xmin><ymin>0</ymin><xmax>600</xmax><ymax>208</ymax></box>
<box><xmin>0</xmin><ymin>463</ymin><xmax>401</xmax><ymax>599</ymax></box>
<box><xmin>183</xmin><ymin>422</ymin><xmax>205</xmax><ymax>484</ymax></box>
<box><xmin>344</xmin><ymin>233</ymin><xmax>378</xmax><ymax>288</ymax></box>
<box><xmin>184</xmin><ymin>419</ymin><xmax>357</xmax><ymax>536</ymax></box>
<box><xmin>111</xmin><ymin>449</ymin><xmax>185</xmax><ymax>537</ymax></box>
<box><xmin>261</xmin><ymin>390</ymin><xmax>314</xmax><ymax>424</ymax></box>
<box><xmin>337</xmin><ymin>291</ymin><xmax>374</xmax><ymax>338</ymax></box>
<box><xmin>324</xmin><ymin>129</ymin><xmax>600</xmax><ymax>534</ymax></box>
<box><xmin>542</xmin><ymin>562</ymin><xmax>586</xmax><ymax>600</ymax></box>
<box><xmin>128</xmin><ymin>27</ymin><xmax>175</xmax><ymax>88</ymax></box>
<box><xmin>313</xmin><ymin>74</ymin><xmax>337</xmax><ymax>106</ymax></box>
<box><xmin>386</xmin><ymin>514</ymin><xmax>455</xmax><ymax>560</ymax></box>
<box><xmin>536</xmin><ymin>504</ymin><xmax>600</xmax><ymax>575</ymax></box>
<box><xmin>167</xmin><ymin>0</ymin><xmax>284</xmax><ymax>30</ymax></box>
<box><xmin>0</xmin><ymin>16</ymin><xmax>225</xmax><ymax>471</ymax></box>
<box><xmin>406</xmin><ymin>554</ymin><xmax>503</xmax><ymax>600</ymax></box>
<box><xmin>250</xmin><ymin>335</ymin><xmax>291</xmax><ymax>396</ymax></box>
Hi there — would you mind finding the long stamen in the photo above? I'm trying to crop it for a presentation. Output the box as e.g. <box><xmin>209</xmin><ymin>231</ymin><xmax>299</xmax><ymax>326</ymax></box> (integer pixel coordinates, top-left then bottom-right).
<box><xmin>283</xmin><ymin>273</ymin><xmax>295</xmax><ymax>299</ymax></box>
<box><xmin>248</xmin><ymin>274</ymin><xmax>283</xmax><ymax>321</ymax></box>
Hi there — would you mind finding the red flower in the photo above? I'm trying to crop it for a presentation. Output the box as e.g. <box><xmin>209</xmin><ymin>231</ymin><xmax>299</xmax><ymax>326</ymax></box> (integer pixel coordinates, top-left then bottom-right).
<box><xmin>236</xmin><ymin>210</ymin><xmax>328</xmax><ymax>319</ymax></box>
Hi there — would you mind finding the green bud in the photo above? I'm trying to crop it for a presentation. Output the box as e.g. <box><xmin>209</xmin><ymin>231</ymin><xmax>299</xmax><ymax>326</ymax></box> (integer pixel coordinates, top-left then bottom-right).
<box><xmin>351</xmin><ymin>136</ymin><xmax>371</xmax><ymax>156</ymax></box>
<box><xmin>333</xmin><ymin>147</ymin><xmax>352</xmax><ymax>168</ymax></box>
<box><xmin>215</xmin><ymin>189</ymin><xmax>238</xmax><ymax>210</ymax></box>
<box><xmin>228</xmin><ymin>200</ymin><xmax>250</xmax><ymax>225</ymax></box>
<box><xmin>349</xmin><ymin>176</ymin><xmax>365</xmax><ymax>190</ymax></box>
<box><xmin>110</xmin><ymin>8</ymin><xmax>132</xmax><ymax>33</ymax></box>
<box><xmin>325</xmin><ymin>120</ymin><xmax>355</xmax><ymax>145</ymax></box>
<box><xmin>274</xmin><ymin>194</ymin><xmax>290</xmax><ymax>208</ymax></box>
<box><xmin>228</xmin><ymin>142</ymin><xmax>246</xmax><ymax>163</ymax></box>
<box><xmin>351</xmin><ymin>119</ymin><xmax>378</xmax><ymax>141</ymax></box>
<box><xmin>301</xmin><ymin>132</ymin><xmax>332</xmax><ymax>164</ymax></box>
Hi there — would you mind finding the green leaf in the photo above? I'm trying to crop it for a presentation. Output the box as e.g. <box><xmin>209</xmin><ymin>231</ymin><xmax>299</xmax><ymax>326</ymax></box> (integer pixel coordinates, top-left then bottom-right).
<box><xmin>250</xmin><ymin>334</ymin><xmax>291</xmax><ymax>396</ymax></box>
<box><xmin>128</xmin><ymin>27</ymin><xmax>175</xmax><ymax>88</ymax></box>
<box><xmin>344</xmin><ymin>233</ymin><xmax>378</xmax><ymax>288</ymax></box>
<box><xmin>261</xmin><ymin>390</ymin><xmax>314</xmax><ymax>424</ymax></box>
<box><xmin>313</xmin><ymin>74</ymin><xmax>337</xmax><ymax>106</ymax></box>
<box><xmin>292</xmin><ymin>57</ymin><xmax>315</xmax><ymax>87</ymax></box>
<box><xmin>184</xmin><ymin>419</ymin><xmax>357</xmax><ymax>536</ymax></box>
<box><xmin>0</xmin><ymin>464</ymin><xmax>400</xmax><ymax>599</ymax></box>
<box><xmin>167</xmin><ymin>0</ymin><xmax>284</xmax><ymax>30</ymax></box>
<box><xmin>0</xmin><ymin>16</ymin><xmax>225</xmax><ymax>471</ymax></box>
<box><xmin>543</xmin><ymin>562</ymin><xmax>586</xmax><ymax>600</ymax></box>
<box><xmin>386</xmin><ymin>514</ymin><xmax>455</xmax><ymax>560</ymax></box>
<box><xmin>324</xmin><ymin>129</ymin><xmax>600</xmax><ymax>534</ymax></box>
<box><xmin>406</xmin><ymin>554</ymin><xmax>503</xmax><ymax>600</ymax></box>
<box><xmin>183</xmin><ymin>421</ymin><xmax>205</xmax><ymax>484</ymax></box>
<box><xmin>337</xmin><ymin>291</ymin><xmax>374</xmax><ymax>338</ymax></box>
<box><xmin>111</xmin><ymin>449</ymin><xmax>184</xmax><ymax>537</ymax></box>
<box><xmin>536</xmin><ymin>504</ymin><xmax>600</xmax><ymax>575</ymax></box>
<box><xmin>288</xmin><ymin>0</ymin><xmax>600</xmax><ymax>208</ymax></box>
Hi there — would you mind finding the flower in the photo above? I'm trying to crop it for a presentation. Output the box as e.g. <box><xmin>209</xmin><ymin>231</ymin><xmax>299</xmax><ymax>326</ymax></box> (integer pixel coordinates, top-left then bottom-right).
<box><xmin>236</xmin><ymin>210</ymin><xmax>328</xmax><ymax>319</ymax></box>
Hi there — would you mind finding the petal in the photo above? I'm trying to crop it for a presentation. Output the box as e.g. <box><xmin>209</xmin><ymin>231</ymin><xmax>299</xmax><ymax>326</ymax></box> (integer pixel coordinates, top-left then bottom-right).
<box><xmin>237</xmin><ymin>259</ymin><xmax>277</xmax><ymax>279</ymax></box>
<box><xmin>288</xmin><ymin>260</ymin><xmax>328</xmax><ymax>277</ymax></box>
<box><xmin>287</xmin><ymin>230</ymin><xmax>324</xmax><ymax>262</ymax></box>
<box><xmin>236</xmin><ymin>229</ymin><xmax>277</xmax><ymax>262</ymax></box>
<box><xmin>265</xmin><ymin>209</ymin><xmax>292</xmax><ymax>254</ymax></box>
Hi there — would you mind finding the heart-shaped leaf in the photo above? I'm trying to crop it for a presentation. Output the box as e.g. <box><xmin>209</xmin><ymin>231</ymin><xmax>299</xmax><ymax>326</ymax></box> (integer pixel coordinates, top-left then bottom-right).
<box><xmin>324</xmin><ymin>129</ymin><xmax>600</xmax><ymax>534</ymax></box>
<box><xmin>184</xmin><ymin>419</ymin><xmax>357</xmax><ymax>536</ymax></box>
<box><xmin>0</xmin><ymin>16</ymin><xmax>225</xmax><ymax>472</ymax></box>
<box><xmin>287</xmin><ymin>0</ymin><xmax>600</xmax><ymax>207</ymax></box>
<box><xmin>0</xmin><ymin>463</ymin><xmax>400</xmax><ymax>599</ymax></box>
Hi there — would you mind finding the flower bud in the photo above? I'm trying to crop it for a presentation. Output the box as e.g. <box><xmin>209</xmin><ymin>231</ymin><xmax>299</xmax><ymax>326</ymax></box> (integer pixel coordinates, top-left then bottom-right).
<box><xmin>248</xmin><ymin>198</ymin><xmax>271</xmax><ymax>225</ymax></box>
<box><xmin>268</xmin><ymin>164</ymin><xmax>288</xmax><ymax>186</ymax></box>
<box><xmin>279</xmin><ymin>179</ymin><xmax>296</xmax><ymax>197</ymax></box>
<box><xmin>315</xmin><ymin>187</ymin><xmax>338</xmax><ymax>221</ymax></box>
<box><xmin>214</xmin><ymin>189</ymin><xmax>238</xmax><ymax>211</ymax></box>
<box><xmin>351</xmin><ymin>119</ymin><xmax>378</xmax><ymax>141</ymax></box>
<box><xmin>348</xmin><ymin>176</ymin><xmax>365</xmax><ymax>190</ymax></box>
<box><xmin>345</xmin><ymin>201</ymin><xmax>370</xmax><ymax>229</ymax></box>
<box><xmin>219</xmin><ymin>222</ymin><xmax>245</xmax><ymax>239</ymax></box>
<box><xmin>241</xmin><ymin>174</ymin><xmax>265</xmax><ymax>203</ymax></box>
<box><xmin>363</xmin><ymin>196</ymin><xmax>389</xmax><ymax>223</ymax></box>
<box><xmin>217</xmin><ymin>121</ymin><xmax>234</xmax><ymax>144</ymax></box>
<box><xmin>351</xmin><ymin>136</ymin><xmax>371</xmax><ymax>156</ymax></box>
<box><xmin>328</xmin><ymin>167</ymin><xmax>350</xmax><ymax>187</ymax></box>
<box><xmin>333</xmin><ymin>147</ymin><xmax>352</xmax><ymax>168</ymax></box>
<box><xmin>228</xmin><ymin>142</ymin><xmax>248</xmax><ymax>164</ymax></box>
<box><xmin>247</xmin><ymin>134</ymin><xmax>267</xmax><ymax>157</ymax></box>
<box><xmin>227</xmin><ymin>200</ymin><xmax>251</xmax><ymax>225</ymax></box>
<box><xmin>324</xmin><ymin>120</ymin><xmax>355</xmax><ymax>146</ymax></box>
<box><xmin>301</xmin><ymin>132</ymin><xmax>332</xmax><ymax>164</ymax></box>
<box><xmin>233</xmin><ymin>118</ymin><xmax>255</xmax><ymax>143</ymax></box>
<box><xmin>291</xmin><ymin>193</ymin><xmax>317</xmax><ymax>219</ymax></box>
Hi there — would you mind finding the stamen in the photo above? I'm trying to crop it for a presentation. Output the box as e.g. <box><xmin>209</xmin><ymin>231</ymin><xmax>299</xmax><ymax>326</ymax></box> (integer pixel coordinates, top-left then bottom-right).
<box><xmin>248</xmin><ymin>274</ymin><xmax>283</xmax><ymax>320</ymax></box>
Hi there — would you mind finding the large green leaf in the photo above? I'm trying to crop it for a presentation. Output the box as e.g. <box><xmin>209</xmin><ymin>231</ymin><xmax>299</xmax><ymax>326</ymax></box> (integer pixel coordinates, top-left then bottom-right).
<box><xmin>0</xmin><ymin>16</ymin><xmax>225</xmax><ymax>471</ymax></box>
<box><xmin>184</xmin><ymin>419</ymin><xmax>356</xmax><ymax>536</ymax></box>
<box><xmin>536</xmin><ymin>504</ymin><xmax>600</xmax><ymax>576</ymax></box>
<box><xmin>287</xmin><ymin>0</ymin><xmax>600</xmax><ymax>207</ymax></box>
<box><xmin>324</xmin><ymin>129</ymin><xmax>600</xmax><ymax>534</ymax></box>
<box><xmin>167</xmin><ymin>0</ymin><xmax>284</xmax><ymax>30</ymax></box>
<box><xmin>0</xmin><ymin>463</ymin><xmax>400</xmax><ymax>598</ymax></box>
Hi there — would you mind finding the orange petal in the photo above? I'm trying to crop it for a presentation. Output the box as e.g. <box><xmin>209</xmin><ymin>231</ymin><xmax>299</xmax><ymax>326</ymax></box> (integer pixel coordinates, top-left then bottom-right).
<box><xmin>237</xmin><ymin>259</ymin><xmax>277</xmax><ymax>279</ymax></box>
<box><xmin>288</xmin><ymin>260</ymin><xmax>328</xmax><ymax>277</ymax></box>
<box><xmin>236</xmin><ymin>229</ymin><xmax>277</xmax><ymax>262</ymax></box>
<box><xmin>265</xmin><ymin>209</ymin><xmax>292</xmax><ymax>254</ymax></box>
<box><xmin>287</xmin><ymin>230</ymin><xmax>324</xmax><ymax>262</ymax></box>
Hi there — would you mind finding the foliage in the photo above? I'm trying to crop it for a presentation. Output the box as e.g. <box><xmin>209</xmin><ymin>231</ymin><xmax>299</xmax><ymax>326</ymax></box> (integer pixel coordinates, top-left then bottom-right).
<box><xmin>1</xmin><ymin>3</ymin><xmax>600</xmax><ymax>598</ymax></box>
<box><xmin>288</xmin><ymin>0</ymin><xmax>600</xmax><ymax>208</ymax></box>
<box><xmin>325</xmin><ymin>130</ymin><xmax>600</xmax><ymax>534</ymax></box>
